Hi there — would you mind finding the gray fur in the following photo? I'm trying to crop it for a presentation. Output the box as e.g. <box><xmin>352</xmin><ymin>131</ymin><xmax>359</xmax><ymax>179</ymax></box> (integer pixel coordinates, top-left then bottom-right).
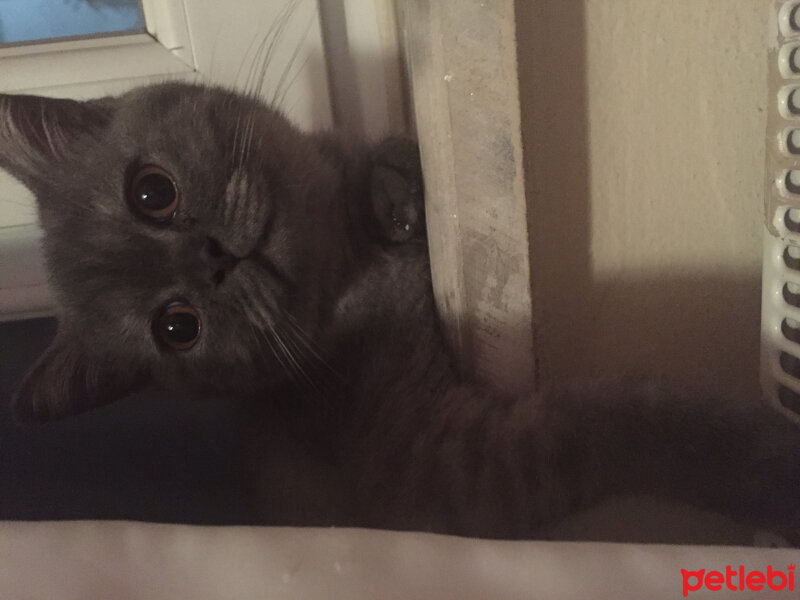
<box><xmin>2</xmin><ymin>83</ymin><xmax>800</xmax><ymax>540</ymax></box>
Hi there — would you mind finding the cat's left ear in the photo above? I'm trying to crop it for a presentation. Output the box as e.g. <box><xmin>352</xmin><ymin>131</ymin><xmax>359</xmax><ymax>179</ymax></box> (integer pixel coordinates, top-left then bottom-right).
<box><xmin>12</xmin><ymin>329</ymin><xmax>139</xmax><ymax>423</ymax></box>
<box><xmin>0</xmin><ymin>93</ymin><xmax>114</xmax><ymax>189</ymax></box>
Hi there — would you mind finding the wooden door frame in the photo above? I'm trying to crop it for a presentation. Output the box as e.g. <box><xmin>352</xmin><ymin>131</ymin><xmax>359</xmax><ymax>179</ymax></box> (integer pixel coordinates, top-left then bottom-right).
<box><xmin>402</xmin><ymin>0</ymin><xmax>537</xmax><ymax>394</ymax></box>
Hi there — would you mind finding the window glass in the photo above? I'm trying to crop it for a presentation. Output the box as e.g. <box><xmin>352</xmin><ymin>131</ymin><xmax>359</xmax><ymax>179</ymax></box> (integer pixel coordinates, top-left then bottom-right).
<box><xmin>0</xmin><ymin>0</ymin><xmax>144</xmax><ymax>46</ymax></box>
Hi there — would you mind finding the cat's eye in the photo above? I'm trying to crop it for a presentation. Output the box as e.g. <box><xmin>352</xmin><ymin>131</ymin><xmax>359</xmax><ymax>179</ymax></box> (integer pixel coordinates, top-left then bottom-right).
<box><xmin>155</xmin><ymin>302</ymin><xmax>201</xmax><ymax>350</ymax></box>
<box><xmin>129</xmin><ymin>165</ymin><xmax>179</xmax><ymax>222</ymax></box>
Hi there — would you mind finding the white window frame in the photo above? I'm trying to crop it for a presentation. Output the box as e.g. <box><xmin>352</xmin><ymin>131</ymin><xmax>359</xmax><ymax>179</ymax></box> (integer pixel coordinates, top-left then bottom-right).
<box><xmin>0</xmin><ymin>0</ymin><xmax>196</xmax><ymax>93</ymax></box>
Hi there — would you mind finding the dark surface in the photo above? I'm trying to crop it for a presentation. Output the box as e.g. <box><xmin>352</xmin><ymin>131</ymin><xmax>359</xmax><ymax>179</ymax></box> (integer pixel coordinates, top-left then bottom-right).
<box><xmin>0</xmin><ymin>318</ymin><xmax>254</xmax><ymax>524</ymax></box>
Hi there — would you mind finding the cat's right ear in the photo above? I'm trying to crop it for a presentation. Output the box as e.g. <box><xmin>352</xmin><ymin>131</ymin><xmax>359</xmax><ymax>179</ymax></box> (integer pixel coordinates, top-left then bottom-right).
<box><xmin>0</xmin><ymin>94</ymin><xmax>114</xmax><ymax>190</ymax></box>
<box><xmin>368</xmin><ymin>136</ymin><xmax>426</xmax><ymax>243</ymax></box>
<box><xmin>12</xmin><ymin>330</ymin><xmax>137</xmax><ymax>423</ymax></box>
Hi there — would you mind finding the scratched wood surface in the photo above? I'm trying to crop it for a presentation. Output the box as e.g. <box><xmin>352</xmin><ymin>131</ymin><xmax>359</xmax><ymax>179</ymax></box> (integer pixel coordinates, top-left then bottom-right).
<box><xmin>402</xmin><ymin>0</ymin><xmax>536</xmax><ymax>394</ymax></box>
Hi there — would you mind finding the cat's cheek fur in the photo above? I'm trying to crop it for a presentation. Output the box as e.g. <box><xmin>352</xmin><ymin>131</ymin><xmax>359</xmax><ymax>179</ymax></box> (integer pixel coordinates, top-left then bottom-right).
<box><xmin>12</xmin><ymin>331</ymin><xmax>144</xmax><ymax>422</ymax></box>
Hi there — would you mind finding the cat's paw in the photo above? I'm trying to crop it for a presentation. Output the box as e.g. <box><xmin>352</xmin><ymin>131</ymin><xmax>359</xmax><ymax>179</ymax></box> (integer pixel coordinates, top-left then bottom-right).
<box><xmin>368</xmin><ymin>136</ymin><xmax>425</xmax><ymax>243</ymax></box>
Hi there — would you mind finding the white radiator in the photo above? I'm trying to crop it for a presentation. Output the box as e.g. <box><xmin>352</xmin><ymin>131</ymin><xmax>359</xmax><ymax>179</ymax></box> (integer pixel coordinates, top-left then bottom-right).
<box><xmin>761</xmin><ymin>0</ymin><xmax>800</xmax><ymax>421</ymax></box>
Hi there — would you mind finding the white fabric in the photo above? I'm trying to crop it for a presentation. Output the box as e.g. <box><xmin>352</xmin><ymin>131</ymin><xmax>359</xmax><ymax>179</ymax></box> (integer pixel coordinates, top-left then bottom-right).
<box><xmin>0</xmin><ymin>521</ymin><xmax>796</xmax><ymax>599</ymax></box>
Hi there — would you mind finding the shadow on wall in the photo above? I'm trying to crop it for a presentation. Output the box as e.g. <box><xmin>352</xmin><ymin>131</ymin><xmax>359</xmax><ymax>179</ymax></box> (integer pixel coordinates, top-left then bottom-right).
<box><xmin>515</xmin><ymin>1</ymin><xmax>761</xmax><ymax>403</ymax></box>
<box><xmin>558</xmin><ymin>275</ymin><xmax>761</xmax><ymax>403</ymax></box>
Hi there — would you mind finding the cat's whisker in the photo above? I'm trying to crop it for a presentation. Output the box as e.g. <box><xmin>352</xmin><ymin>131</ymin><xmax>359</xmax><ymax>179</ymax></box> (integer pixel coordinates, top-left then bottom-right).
<box><xmin>241</xmin><ymin>109</ymin><xmax>258</xmax><ymax>170</ymax></box>
<box><xmin>274</xmin><ymin>54</ymin><xmax>311</xmax><ymax>116</ymax></box>
<box><xmin>231</xmin><ymin>0</ymin><xmax>295</xmax><ymax>171</ymax></box>
<box><xmin>271</xmin><ymin>12</ymin><xmax>314</xmax><ymax>111</ymax></box>
<box><xmin>233</xmin><ymin>1</ymin><xmax>283</xmax><ymax>95</ymax></box>
<box><xmin>206</xmin><ymin>20</ymin><xmax>225</xmax><ymax>83</ymax></box>
<box><xmin>277</xmin><ymin>324</ymin><xmax>326</xmax><ymax>392</ymax></box>
<box><xmin>232</xmin><ymin>104</ymin><xmax>244</xmax><ymax>172</ymax></box>
<box><xmin>254</xmin><ymin>0</ymin><xmax>300</xmax><ymax>100</ymax></box>
<box><xmin>0</xmin><ymin>197</ymin><xmax>36</xmax><ymax>209</ymax></box>
<box><xmin>243</xmin><ymin>0</ymin><xmax>299</xmax><ymax>101</ymax></box>
<box><xmin>232</xmin><ymin>103</ymin><xmax>252</xmax><ymax>171</ymax></box>
<box><xmin>237</xmin><ymin>296</ymin><xmax>299</xmax><ymax>387</ymax></box>
<box><xmin>270</xmin><ymin>321</ymin><xmax>319</xmax><ymax>393</ymax></box>
<box><xmin>261</xmin><ymin>327</ymin><xmax>299</xmax><ymax>387</ymax></box>
<box><xmin>233</xmin><ymin>260</ymin><xmax>334</xmax><ymax>397</ymax></box>
<box><xmin>282</xmin><ymin>311</ymin><xmax>342</xmax><ymax>381</ymax></box>
<box><xmin>241</xmin><ymin>25</ymin><xmax>271</xmax><ymax>98</ymax></box>
<box><xmin>234</xmin><ymin>278</ymin><xmax>315</xmax><ymax>394</ymax></box>
<box><xmin>272</xmin><ymin>326</ymin><xmax>340</xmax><ymax>412</ymax></box>
<box><xmin>231</xmin><ymin>1</ymin><xmax>306</xmax><ymax>171</ymax></box>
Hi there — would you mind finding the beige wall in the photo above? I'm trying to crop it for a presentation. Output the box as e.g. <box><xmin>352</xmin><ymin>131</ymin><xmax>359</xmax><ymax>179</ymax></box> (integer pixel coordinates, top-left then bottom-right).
<box><xmin>517</xmin><ymin>0</ymin><xmax>768</xmax><ymax>402</ymax></box>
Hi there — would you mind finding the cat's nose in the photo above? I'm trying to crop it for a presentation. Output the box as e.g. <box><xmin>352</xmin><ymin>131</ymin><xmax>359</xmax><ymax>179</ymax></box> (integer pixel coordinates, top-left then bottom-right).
<box><xmin>203</xmin><ymin>236</ymin><xmax>237</xmax><ymax>285</ymax></box>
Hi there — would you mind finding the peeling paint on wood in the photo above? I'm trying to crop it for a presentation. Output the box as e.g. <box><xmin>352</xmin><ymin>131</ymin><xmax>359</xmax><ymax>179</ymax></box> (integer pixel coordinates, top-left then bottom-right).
<box><xmin>402</xmin><ymin>0</ymin><xmax>536</xmax><ymax>395</ymax></box>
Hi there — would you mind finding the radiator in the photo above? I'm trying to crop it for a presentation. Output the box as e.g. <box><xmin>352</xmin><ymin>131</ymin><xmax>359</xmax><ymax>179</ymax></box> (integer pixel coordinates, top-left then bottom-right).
<box><xmin>761</xmin><ymin>0</ymin><xmax>800</xmax><ymax>421</ymax></box>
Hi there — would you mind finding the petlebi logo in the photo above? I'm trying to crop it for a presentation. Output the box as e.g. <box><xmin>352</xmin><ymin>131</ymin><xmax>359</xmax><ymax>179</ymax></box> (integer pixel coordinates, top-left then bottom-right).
<box><xmin>681</xmin><ymin>564</ymin><xmax>795</xmax><ymax>597</ymax></box>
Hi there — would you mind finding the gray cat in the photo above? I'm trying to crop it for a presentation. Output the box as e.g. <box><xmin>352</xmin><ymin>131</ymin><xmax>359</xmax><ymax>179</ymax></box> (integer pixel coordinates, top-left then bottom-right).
<box><xmin>2</xmin><ymin>82</ymin><xmax>800</xmax><ymax>540</ymax></box>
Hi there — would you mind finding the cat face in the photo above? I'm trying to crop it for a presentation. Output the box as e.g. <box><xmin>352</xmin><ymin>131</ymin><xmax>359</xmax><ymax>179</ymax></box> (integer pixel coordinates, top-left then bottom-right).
<box><xmin>0</xmin><ymin>83</ymin><xmax>372</xmax><ymax>420</ymax></box>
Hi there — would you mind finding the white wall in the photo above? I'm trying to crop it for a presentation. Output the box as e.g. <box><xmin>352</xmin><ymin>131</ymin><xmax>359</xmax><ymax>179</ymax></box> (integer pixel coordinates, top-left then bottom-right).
<box><xmin>517</xmin><ymin>0</ymin><xmax>768</xmax><ymax>402</ymax></box>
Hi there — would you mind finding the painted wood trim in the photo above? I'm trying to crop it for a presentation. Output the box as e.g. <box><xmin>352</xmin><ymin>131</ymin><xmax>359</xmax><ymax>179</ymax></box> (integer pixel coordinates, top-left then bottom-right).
<box><xmin>318</xmin><ymin>0</ymin><xmax>409</xmax><ymax>138</ymax></box>
<box><xmin>402</xmin><ymin>0</ymin><xmax>537</xmax><ymax>394</ymax></box>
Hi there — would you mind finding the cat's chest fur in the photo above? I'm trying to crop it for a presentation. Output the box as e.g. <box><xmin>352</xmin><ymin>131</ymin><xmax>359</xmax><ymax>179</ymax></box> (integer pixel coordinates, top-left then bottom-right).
<box><xmin>245</xmin><ymin>243</ymin><xmax>453</xmax><ymax>526</ymax></box>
